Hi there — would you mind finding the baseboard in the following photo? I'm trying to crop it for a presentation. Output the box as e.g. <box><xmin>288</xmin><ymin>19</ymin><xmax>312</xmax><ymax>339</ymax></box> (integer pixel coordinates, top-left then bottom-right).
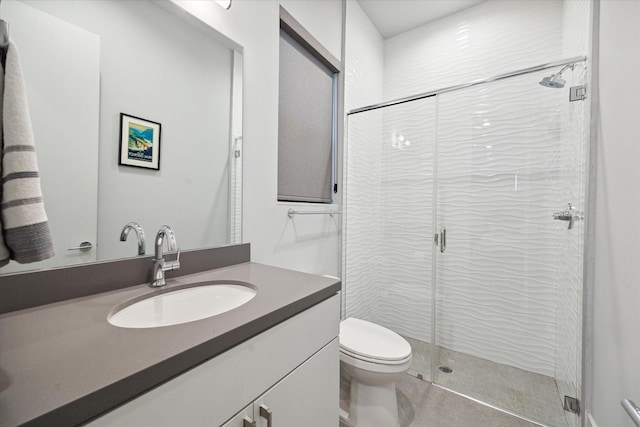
<box><xmin>585</xmin><ymin>411</ymin><xmax>598</xmax><ymax>427</ymax></box>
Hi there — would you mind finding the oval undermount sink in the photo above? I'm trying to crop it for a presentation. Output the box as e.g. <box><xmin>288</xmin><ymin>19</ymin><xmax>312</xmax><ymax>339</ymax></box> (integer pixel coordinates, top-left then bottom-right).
<box><xmin>108</xmin><ymin>282</ymin><xmax>257</xmax><ymax>328</ymax></box>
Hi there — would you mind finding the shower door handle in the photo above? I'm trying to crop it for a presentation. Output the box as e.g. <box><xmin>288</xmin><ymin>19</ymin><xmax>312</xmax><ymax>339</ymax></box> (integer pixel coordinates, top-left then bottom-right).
<box><xmin>440</xmin><ymin>227</ymin><xmax>446</xmax><ymax>253</ymax></box>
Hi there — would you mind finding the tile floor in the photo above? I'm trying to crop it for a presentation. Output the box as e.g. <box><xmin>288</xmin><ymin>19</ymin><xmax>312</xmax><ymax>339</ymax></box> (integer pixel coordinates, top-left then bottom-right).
<box><xmin>340</xmin><ymin>374</ymin><xmax>539</xmax><ymax>427</ymax></box>
<box><xmin>404</xmin><ymin>337</ymin><xmax>570</xmax><ymax>427</ymax></box>
<box><xmin>340</xmin><ymin>339</ymin><xmax>574</xmax><ymax>427</ymax></box>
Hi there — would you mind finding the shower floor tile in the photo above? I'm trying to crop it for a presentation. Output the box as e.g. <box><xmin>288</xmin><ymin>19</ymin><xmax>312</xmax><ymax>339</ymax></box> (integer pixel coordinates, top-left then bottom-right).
<box><xmin>403</xmin><ymin>336</ymin><xmax>571</xmax><ymax>427</ymax></box>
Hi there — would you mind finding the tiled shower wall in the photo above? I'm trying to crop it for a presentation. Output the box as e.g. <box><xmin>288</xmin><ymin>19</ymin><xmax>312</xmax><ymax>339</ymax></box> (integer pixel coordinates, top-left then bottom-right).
<box><xmin>344</xmin><ymin>0</ymin><xmax>590</xmax><ymax>385</ymax></box>
<box><xmin>383</xmin><ymin>1</ymin><xmax>563</xmax><ymax>101</ymax></box>
<box><xmin>343</xmin><ymin>0</ymin><xmax>383</xmax><ymax>321</ymax></box>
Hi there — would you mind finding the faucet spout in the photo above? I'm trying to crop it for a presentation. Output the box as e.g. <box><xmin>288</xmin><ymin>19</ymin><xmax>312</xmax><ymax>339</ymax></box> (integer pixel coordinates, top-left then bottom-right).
<box><xmin>151</xmin><ymin>225</ymin><xmax>180</xmax><ymax>287</ymax></box>
<box><xmin>154</xmin><ymin>225</ymin><xmax>177</xmax><ymax>259</ymax></box>
<box><xmin>120</xmin><ymin>222</ymin><xmax>146</xmax><ymax>255</ymax></box>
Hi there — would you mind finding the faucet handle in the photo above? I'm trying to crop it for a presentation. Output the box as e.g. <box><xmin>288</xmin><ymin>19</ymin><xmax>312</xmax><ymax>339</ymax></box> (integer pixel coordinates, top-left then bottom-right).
<box><xmin>174</xmin><ymin>247</ymin><xmax>181</xmax><ymax>269</ymax></box>
<box><xmin>165</xmin><ymin>247</ymin><xmax>181</xmax><ymax>271</ymax></box>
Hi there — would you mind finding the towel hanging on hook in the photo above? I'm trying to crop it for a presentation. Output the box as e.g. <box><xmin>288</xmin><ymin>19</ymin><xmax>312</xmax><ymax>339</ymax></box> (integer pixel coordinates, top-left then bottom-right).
<box><xmin>0</xmin><ymin>38</ymin><xmax>56</xmax><ymax>266</ymax></box>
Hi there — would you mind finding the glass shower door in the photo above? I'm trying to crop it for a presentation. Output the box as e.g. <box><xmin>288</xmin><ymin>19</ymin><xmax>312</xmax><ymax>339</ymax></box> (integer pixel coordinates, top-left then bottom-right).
<box><xmin>344</xmin><ymin>97</ymin><xmax>436</xmax><ymax>381</ymax></box>
<box><xmin>432</xmin><ymin>65</ymin><xmax>587</xmax><ymax>427</ymax></box>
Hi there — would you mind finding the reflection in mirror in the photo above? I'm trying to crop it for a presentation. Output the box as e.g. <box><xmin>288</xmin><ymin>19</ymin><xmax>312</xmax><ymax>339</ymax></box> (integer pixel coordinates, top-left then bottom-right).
<box><xmin>0</xmin><ymin>0</ymin><xmax>242</xmax><ymax>274</ymax></box>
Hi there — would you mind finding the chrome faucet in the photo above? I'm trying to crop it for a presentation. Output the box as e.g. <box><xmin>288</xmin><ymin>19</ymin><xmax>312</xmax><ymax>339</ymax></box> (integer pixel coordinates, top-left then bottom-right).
<box><xmin>151</xmin><ymin>225</ymin><xmax>181</xmax><ymax>287</ymax></box>
<box><xmin>120</xmin><ymin>222</ymin><xmax>146</xmax><ymax>255</ymax></box>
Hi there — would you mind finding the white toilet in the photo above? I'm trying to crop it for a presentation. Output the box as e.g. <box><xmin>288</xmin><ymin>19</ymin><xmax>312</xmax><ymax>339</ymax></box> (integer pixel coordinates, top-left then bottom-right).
<box><xmin>339</xmin><ymin>317</ymin><xmax>412</xmax><ymax>427</ymax></box>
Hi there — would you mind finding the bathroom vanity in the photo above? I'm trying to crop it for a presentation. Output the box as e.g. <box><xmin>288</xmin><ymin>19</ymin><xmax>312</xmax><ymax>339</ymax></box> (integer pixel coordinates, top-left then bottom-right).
<box><xmin>88</xmin><ymin>295</ymin><xmax>339</xmax><ymax>427</ymax></box>
<box><xmin>0</xmin><ymin>246</ymin><xmax>341</xmax><ymax>427</ymax></box>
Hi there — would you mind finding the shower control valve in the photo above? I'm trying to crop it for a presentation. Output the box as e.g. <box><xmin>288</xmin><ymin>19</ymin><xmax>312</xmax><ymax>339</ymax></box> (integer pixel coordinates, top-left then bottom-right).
<box><xmin>553</xmin><ymin>203</ymin><xmax>583</xmax><ymax>230</ymax></box>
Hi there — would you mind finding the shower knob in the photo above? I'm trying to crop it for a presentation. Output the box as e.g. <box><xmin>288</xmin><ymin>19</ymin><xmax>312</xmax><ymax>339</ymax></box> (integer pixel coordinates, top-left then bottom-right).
<box><xmin>553</xmin><ymin>203</ymin><xmax>583</xmax><ymax>229</ymax></box>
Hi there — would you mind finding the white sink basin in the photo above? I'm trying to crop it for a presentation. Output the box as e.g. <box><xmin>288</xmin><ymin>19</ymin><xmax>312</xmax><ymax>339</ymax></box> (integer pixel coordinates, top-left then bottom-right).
<box><xmin>108</xmin><ymin>282</ymin><xmax>257</xmax><ymax>328</ymax></box>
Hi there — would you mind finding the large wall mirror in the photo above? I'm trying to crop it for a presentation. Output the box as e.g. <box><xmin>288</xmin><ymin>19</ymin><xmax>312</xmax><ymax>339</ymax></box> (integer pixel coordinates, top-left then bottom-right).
<box><xmin>1</xmin><ymin>0</ymin><xmax>243</xmax><ymax>274</ymax></box>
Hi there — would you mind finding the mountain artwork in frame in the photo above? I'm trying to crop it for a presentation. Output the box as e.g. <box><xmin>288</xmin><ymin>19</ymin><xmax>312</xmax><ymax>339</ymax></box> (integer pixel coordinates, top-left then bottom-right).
<box><xmin>119</xmin><ymin>113</ymin><xmax>161</xmax><ymax>170</ymax></box>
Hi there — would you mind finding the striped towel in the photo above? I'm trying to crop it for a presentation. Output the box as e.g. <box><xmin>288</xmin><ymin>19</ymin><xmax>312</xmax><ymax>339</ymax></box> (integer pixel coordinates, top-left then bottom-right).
<box><xmin>0</xmin><ymin>41</ymin><xmax>54</xmax><ymax>267</ymax></box>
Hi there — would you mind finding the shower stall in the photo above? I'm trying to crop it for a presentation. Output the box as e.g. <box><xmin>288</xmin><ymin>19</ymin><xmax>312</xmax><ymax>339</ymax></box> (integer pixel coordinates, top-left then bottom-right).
<box><xmin>343</xmin><ymin>57</ymin><xmax>589</xmax><ymax>427</ymax></box>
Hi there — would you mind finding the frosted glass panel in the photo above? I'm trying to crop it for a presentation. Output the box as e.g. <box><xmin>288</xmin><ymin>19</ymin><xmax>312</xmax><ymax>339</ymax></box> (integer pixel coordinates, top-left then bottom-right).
<box><xmin>433</xmin><ymin>65</ymin><xmax>586</xmax><ymax>427</ymax></box>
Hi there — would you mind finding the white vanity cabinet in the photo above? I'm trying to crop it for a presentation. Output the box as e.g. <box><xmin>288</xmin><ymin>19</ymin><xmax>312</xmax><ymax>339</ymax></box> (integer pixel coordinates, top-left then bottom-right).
<box><xmin>222</xmin><ymin>404</ymin><xmax>253</xmax><ymax>427</ymax></box>
<box><xmin>223</xmin><ymin>339</ymin><xmax>338</xmax><ymax>427</ymax></box>
<box><xmin>86</xmin><ymin>294</ymin><xmax>340</xmax><ymax>427</ymax></box>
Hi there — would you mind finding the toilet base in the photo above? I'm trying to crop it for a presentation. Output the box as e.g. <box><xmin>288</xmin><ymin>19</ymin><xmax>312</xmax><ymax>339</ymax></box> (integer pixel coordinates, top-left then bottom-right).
<box><xmin>348</xmin><ymin>375</ymin><xmax>400</xmax><ymax>427</ymax></box>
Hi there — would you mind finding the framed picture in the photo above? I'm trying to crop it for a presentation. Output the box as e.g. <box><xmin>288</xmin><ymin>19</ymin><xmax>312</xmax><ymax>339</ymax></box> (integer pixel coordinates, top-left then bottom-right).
<box><xmin>119</xmin><ymin>113</ymin><xmax>161</xmax><ymax>170</ymax></box>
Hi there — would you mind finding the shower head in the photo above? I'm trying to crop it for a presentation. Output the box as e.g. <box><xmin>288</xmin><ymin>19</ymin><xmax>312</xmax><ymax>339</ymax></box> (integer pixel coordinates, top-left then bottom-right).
<box><xmin>539</xmin><ymin>64</ymin><xmax>574</xmax><ymax>89</ymax></box>
<box><xmin>539</xmin><ymin>74</ymin><xmax>566</xmax><ymax>88</ymax></box>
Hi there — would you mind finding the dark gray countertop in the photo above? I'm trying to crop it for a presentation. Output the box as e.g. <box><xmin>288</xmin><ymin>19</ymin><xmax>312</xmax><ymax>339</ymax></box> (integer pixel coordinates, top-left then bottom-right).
<box><xmin>0</xmin><ymin>262</ymin><xmax>341</xmax><ymax>427</ymax></box>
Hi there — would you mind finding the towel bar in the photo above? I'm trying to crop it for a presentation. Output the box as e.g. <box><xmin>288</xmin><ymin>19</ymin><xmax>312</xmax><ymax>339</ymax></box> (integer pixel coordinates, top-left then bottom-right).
<box><xmin>622</xmin><ymin>399</ymin><xmax>640</xmax><ymax>426</ymax></box>
<box><xmin>287</xmin><ymin>208</ymin><xmax>342</xmax><ymax>218</ymax></box>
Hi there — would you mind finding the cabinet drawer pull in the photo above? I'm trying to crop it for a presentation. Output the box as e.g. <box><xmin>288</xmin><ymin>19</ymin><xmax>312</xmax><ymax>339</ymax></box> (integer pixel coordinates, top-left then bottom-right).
<box><xmin>243</xmin><ymin>416</ymin><xmax>256</xmax><ymax>427</ymax></box>
<box><xmin>259</xmin><ymin>404</ymin><xmax>272</xmax><ymax>427</ymax></box>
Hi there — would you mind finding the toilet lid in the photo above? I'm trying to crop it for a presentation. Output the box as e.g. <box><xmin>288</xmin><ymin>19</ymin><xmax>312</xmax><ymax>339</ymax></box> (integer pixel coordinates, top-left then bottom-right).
<box><xmin>339</xmin><ymin>318</ymin><xmax>411</xmax><ymax>362</ymax></box>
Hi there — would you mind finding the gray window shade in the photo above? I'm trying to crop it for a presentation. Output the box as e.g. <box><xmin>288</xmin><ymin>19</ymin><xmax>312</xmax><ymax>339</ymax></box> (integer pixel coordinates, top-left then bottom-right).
<box><xmin>278</xmin><ymin>28</ymin><xmax>334</xmax><ymax>203</ymax></box>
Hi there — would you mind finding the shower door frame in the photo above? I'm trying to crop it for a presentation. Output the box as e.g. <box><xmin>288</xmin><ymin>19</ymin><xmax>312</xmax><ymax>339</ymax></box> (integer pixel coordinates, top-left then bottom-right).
<box><xmin>349</xmin><ymin>56</ymin><xmax>586</xmax><ymax>115</ymax></box>
<box><xmin>344</xmin><ymin>54</ymin><xmax>591</xmax><ymax>427</ymax></box>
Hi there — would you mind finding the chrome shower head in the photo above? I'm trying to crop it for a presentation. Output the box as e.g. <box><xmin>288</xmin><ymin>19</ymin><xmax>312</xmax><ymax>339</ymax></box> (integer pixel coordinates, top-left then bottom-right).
<box><xmin>539</xmin><ymin>64</ymin><xmax>574</xmax><ymax>89</ymax></box>
<box><xmin>539</xmin><ymin>74</ymin><xmax>566</xmax><ymax>88</ymax></box>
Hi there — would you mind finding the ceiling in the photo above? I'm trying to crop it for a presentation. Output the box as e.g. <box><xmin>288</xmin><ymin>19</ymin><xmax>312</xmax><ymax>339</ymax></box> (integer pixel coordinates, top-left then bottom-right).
<box><xmin>357</xmin><ymin>0</ymin><xmax>486</xmax><ymax>39</ymax></box>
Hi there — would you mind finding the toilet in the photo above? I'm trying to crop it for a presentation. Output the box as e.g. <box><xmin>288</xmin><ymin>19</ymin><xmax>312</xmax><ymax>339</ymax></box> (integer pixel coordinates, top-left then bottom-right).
<box><xmin>339</xmin><ymin>317</ymin><xmax>412</xmax><ymax>427</ymax></box>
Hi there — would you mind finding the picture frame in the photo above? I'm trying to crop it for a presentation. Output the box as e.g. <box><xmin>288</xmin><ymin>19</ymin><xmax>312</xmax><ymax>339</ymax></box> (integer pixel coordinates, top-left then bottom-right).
<box><xmin>119</xmin><ymin>113</ymin><xmax>161</xmax><ymax>170</ymax></box>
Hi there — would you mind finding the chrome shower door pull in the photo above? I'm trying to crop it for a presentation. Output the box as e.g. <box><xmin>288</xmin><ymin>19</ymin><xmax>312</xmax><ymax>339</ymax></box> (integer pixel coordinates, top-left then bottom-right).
<box><xmin>440</xmin><ymin>227</ymin><xmax>446</xmax><ymax>253</ymax></box>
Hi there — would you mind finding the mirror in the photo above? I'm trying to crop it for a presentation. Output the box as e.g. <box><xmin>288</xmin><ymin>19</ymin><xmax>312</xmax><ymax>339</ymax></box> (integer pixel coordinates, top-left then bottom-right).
<box><xmin>0</xmin><ymin>0</ymin><xmax>243</xmax><ymax>274</ymax></box>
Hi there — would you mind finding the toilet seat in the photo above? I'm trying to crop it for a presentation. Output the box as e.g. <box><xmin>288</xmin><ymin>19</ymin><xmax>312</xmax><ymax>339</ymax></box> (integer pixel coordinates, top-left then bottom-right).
<box><xmin>340</xmin><ymin>318</ymin><xmax>412</xmax><ymax>364</ymax></box>
<box><xmin>340</xmin><ymin>346</ymin><xmax>411</xmax><ymax>365</ymax></box>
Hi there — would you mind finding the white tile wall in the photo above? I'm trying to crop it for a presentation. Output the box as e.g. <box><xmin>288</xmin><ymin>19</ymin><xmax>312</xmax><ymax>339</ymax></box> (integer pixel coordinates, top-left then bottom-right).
<box><xmin>383</xmin><ymin>1</ymin><xmax>563</xmax><ymax>101</ymax></box>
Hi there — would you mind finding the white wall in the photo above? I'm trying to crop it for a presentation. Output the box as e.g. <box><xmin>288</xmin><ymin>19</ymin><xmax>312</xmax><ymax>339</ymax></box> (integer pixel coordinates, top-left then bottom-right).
<box><xmin>174</xmin><ymin>0</ymin><xmax>343</xmax><ymax>275</ymax></box>
<box><xmin>343</xmin><ymin>0</ymin><xmax>383</xmax><ymax>112</ymax></box>
<box><xmin>590</xmin><ymin>1</ymin><xmax>640</xmax><ymax>426</ymax></box>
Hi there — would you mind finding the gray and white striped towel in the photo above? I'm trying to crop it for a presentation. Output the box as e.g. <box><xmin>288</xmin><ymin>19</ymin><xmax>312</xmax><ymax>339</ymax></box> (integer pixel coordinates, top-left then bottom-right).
<box><xmin>0</xmin><ymin>40</ymin><xmax>54</xmax><ymax>267</ymax></box>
